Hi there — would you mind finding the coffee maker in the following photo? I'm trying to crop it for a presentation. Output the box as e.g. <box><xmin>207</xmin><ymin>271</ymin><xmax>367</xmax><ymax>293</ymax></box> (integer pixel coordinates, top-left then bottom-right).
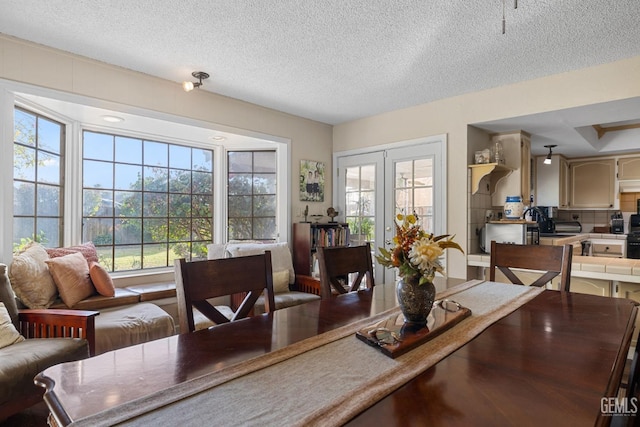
<box><xmin>611</xmin><ymin>212</ymin><xmax>624</xmax><ymax>234</ymax></box>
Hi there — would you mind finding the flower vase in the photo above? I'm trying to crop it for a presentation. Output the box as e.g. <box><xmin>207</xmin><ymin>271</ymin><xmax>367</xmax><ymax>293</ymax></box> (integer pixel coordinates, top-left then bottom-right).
<box><xmin>396</xmin><ymin>276</ymin><xmax>436</xmax><ymax>325</ymax></box>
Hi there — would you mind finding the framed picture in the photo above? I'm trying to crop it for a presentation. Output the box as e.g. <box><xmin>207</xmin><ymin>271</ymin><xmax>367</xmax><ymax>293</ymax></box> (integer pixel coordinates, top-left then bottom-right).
<box><xmin>300</xmin><ymin>160</ymin><xmax>325</xmax><ymax>202</ymax></box>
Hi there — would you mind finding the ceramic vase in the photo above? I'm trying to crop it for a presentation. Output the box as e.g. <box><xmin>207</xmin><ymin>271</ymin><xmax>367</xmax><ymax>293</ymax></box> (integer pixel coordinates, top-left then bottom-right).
<box><xmin>396</xmin><ymin>275</ymin><xmax>436</xmax><ymax>325</ymax></box>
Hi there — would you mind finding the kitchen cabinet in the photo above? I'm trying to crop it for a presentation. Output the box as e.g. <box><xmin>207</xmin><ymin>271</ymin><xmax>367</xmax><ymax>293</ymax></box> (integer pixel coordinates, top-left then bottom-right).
<box><xmin>491</xmin><ymin>131</ymin><xmax>531</xmax><ymax>207</ymax></box>
<box><xmin>569</xmin><ymin>158</ymin><xmax>615</xmax><ymax>208</ymax></box>
<box><xmin>552</xmin><ymin>276</ymin><xmax>611</xmax><ymax>296</ymax></box>
<box><xmin>618</xmin><ymin>156</ymin><xmax>640</xmax><ymax>180</ymax></box>
<box><xmin>616</xmin><ymin>281</ymin><xmax>640</xmax><ymax>345</ymax></box>
<box><xmin>535</xmin><ymin>154</ymin><xmax>569</xmax><ymax>208</ymax></box>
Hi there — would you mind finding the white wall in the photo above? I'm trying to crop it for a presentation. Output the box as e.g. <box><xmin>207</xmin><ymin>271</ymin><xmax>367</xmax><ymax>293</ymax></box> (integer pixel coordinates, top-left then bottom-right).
<box><xmin>334</xmin><ymin>56</ymin><xmax>640</xmax><ymax>278</ymax></box>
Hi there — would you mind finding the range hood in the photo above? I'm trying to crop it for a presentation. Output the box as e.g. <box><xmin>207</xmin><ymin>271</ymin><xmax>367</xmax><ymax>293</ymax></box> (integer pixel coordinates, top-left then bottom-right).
<box><xmin>619</xmin><ymin>180</ymin><xmax>640</xmax><ymax>193</ymax></box>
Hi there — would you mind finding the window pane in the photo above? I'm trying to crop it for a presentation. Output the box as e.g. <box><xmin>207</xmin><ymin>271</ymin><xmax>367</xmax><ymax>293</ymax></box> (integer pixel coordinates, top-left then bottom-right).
<box><xmin>114</xmin><ymin>245</ymin><xmax>141</xmax><ymax>271</ymax></box>
<box><xmin>192</xmin><ymin>218</ymin><xmax>211</xmax><ymax>241</ymax></box>
<box><xmin>169</xmin><ymin>145</ymin><xmax>191</xmax><ymax>170</ymax></box>
<box><xmin>254</xmin><ymin>195</ymin><xmax>276</xmax><ymax>216</ymax></box>
<box><xmin>13</xmin><ymin>217</ymin><xmax>34</xmax><ymax>244</ymax></box>
<box><xmin>37</xmin><ymin>184</ymin><xmax>61</xmax><ymax>216</ymax></box>
<box><xmin>37</xmin><ymin>117</ymin><xmax>62</xmax><ymax>154</ymax></box>
<box><xmin>34</xmin><ymin>218</ymin><xmax>60</xmax><ymax>247</ymax></box>
<box><xmin>169</xmin><ymin>169</ymin><xmax>191</xmax><ymax>193</ymax></box>
<box><xmin>228</xmin><ymin>218</ymin><xmax>252</xmax><ymax>240</ymax></box>
<box><xmin>229</xmin><ymin>195</ymin><xmax>251</xmax><ymax>217</ymax></box>
<box><xmin>192</xmin><ymin>195</ymin><xmax>212</xmax><ymax>217</ymax></box>
<box><xmin>144</xmin><ymin>166</ymin><xmax>168</xmax><ymax>192</ymax></box>
<box><xmin>144</xmin><ymin>141</ymin><xmax>168</xmax><ymax>167</ymax></box>
<box><xmin>115</xmin><ymin>136</ymin><xmax>142</xmax><ymax>164</ymax></box>
<box><xmin>84</xmin><ymin>160</ymin><xmax>114</xmax><ymax>188</ymax></box>
<box><xmin>83</xmin><ymin>189</ymin><xmax>113</xmax><ymax>217</ymax></box>
<box><xmin>253</xmin><ymin>218</ymin><xmax>276</xmax><ymax>240</ymax></box>
<box><xmin>229</xmin><ymin>173</ymin><xmax>252</xmax><ymax>195</ymax></box>
<box><xmin>169</xmin><ymin>194</ymin><xmax>191</xmax><ymax>217</ymax></box>
<box><xmin>115</xmin><ymin>164</ymin><xmax>142</xmax><ymax>190</ymax></box>
<box><xmin>143</xmin><ymin>193</ymin><xmax>167</xmax><ymax>217</ymax></box>
<box><xmin>254</xmin><ymin>151</ymin><xmax>276</xmax><ymax>173</ymax></box>
<box><xmin>14</xmin><ymin>146</ymin><xmax>36</xmax><ymax>181</ymax></box>
<box><xmin>37</xmin><ymin>151</ymin><xmax>61</xmax><ymax>184</ymax></box>
<box><xmin>83</xmin><ymin>218</ymin><xmax>113</xmax><ymax>244</ymax></box>
<box><xmin>253</xmin><ymin>174</ymin><xmax>276</xmax><ymax>194</ymax></box>
<box><xmin>84</xmin><ymin>132</ymin><xmax>114</xmax><ymax>161</ymax></box>
<box><xmin>14</xmin><ymin>109</ymin><xmax>35</xmax><ymax>146</ymax></box>
<box><xmin>14</xmin><ymin>182</ymin><xmax>35</xmax><ymax>216</ymax></box>
<box><xmin>143</xmin><ymin>243</ymin><xmax>168</xmax><ymax>268</ymax></box>
<box><xmin>193</xmin><ymin>149</ymin><xmax>212</xmax><ymax>172</ymax></box>
<box><xmin>143</xmin><ymin>219</ymin><xmax>167</xmax><ymax>243</ymax></box>
<box><xmin>169</xmin><ymin>218</ymin><xmax>191</xmax><ymax>242</ymax></box>
<box><xmin>228</xmin><ymin>152</ymin><xmax>252</xmax><ymax>172</ymax></box>
<box><xmin>192</xmin><ymin>171</ymin><xmax>212</xmax><ymax>194</ymax></box>
<box><xmin>115</xmin><ymin>219</ymin><xmax>141</xmax><ymax>244</ymax></box>
<box><xmin>115</xmin><ymin>191</ymin><xmax>141</xmax><ymax>217</ymax></box>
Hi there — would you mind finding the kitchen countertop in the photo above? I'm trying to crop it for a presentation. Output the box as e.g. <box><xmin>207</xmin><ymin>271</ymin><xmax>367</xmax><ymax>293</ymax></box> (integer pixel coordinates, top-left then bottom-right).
<box><xmin>468</xmin><ymin>233</ymin><xmax>640</xmax><ymax>283</ymax></box>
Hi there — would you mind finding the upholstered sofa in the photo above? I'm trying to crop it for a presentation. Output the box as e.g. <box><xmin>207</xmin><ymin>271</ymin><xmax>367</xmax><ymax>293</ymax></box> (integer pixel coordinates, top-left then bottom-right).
<box><xmin>7</xmin><ymin>242</ymin><xmax>175</xmax><ymax>355</ymax></box>
<box><xmin>0</xmin><ymin>263</ymin><xmax>96</xmax><ymax>421</ymax></box>
<box><xmin>208</xmin><ymin>241</ymin><xmax>321</xmax><ymax>315</ymax></box>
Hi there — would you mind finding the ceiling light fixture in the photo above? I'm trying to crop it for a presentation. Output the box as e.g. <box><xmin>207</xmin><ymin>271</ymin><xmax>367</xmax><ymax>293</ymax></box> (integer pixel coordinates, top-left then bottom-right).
<box><xmin>543</xmin><ymin>145</ymin><xmax>556</xmax><ymax>165</ymax></box>
<box><xmin>182</xmin><ymin>71</ymin><xmax>210</xmax><ymax>92</ymax></box>
<box><xmin>101</xmin><ymin>115</ymin><xmax>124</xmax><ymax>123</ymax></box>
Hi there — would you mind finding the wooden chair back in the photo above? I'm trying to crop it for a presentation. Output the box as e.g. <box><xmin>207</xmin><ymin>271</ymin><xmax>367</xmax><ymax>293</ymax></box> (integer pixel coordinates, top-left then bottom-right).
<box><xmin>317</xmin><ymin>243</ymin><xmax>374</xmax><ymax>299</ymax></box>
<box><xmin>174</xmin><ymin>251</ymin><xmax>276</xmax><ymax>333</ymax></box>
<box><xmin>489</xmin><ymin>241</ymin><xmax>573</xmax><ymax>291</ymax></box>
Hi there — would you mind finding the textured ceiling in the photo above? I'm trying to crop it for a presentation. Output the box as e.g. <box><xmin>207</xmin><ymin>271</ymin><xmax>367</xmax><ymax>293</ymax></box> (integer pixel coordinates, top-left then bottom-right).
<box><xmin>1</xmin><ymin>0</ymin><xmax>640</xmax><ymax>127</ymax></box>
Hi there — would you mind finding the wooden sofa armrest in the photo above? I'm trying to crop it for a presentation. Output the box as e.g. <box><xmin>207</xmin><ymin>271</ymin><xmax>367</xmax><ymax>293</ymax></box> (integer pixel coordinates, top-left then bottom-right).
<box><xmin>293</xmin><ymin>275</ymin><xmax>321</xmax><ymax>296</ymax></box>
<box><xmin>18</xmin><ymin>309</ymin><xmax>99</xmax><ymax>356</ymax></box>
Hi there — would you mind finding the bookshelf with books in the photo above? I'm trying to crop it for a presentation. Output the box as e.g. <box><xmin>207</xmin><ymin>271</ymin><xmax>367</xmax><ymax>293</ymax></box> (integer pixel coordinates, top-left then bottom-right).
<box><xmin>293</xmin><ymin>222</ymin><xmax>350</xmax><ymax>277</ymax></box>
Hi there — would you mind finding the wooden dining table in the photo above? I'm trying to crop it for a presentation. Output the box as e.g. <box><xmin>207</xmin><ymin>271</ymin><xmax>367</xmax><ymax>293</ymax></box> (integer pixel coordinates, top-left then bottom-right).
<box><xmin>36</xmin><ymin>278</ymin><xmax>638</xmax><ymax>426</ymax></box>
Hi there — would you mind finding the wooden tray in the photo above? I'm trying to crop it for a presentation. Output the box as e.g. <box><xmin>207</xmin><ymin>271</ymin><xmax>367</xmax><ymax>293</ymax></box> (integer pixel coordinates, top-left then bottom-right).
<box><xmin>355</xmin><ymin>301</ymin><xmax>471</xmax><ymax>358</ymax></box>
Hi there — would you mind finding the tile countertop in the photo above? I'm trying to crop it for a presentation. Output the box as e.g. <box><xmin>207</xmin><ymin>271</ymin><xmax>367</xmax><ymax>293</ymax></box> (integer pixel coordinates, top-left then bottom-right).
<box><xmin>468</xmin><ymin>233</ymin><xmax>640</xmax><ymax>283</ymax></box>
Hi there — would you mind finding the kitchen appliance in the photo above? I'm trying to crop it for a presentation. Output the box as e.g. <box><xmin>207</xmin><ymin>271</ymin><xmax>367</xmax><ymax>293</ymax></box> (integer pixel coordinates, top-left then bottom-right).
<box><xmin>482</xmin><ymin>222</ymin><xmax>539</xmax><ymax>253</ymax></box>
<box><xmin>627</xmin><ymin>214</ymin><xmax>640</xmax><ymax>259</ymax></box>
<box><xmin>611</xmin><ymin>212</ymin><xmax>624</xmax><ymax>234</ymax></box>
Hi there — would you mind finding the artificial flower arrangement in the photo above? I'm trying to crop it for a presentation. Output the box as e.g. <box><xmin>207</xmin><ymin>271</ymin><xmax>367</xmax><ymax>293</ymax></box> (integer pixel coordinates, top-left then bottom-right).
<box><xmin>376</xmin><ymin>213</ymin><xmax>463</xmax><ymax>285</ymax></box>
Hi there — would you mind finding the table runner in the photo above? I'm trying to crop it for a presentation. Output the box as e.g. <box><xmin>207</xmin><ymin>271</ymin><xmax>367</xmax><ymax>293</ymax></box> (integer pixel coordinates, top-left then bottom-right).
<box><xmin>70</xmin><ymin>281</ymin><xmax>543</xmax><ymax>427</ymax></box>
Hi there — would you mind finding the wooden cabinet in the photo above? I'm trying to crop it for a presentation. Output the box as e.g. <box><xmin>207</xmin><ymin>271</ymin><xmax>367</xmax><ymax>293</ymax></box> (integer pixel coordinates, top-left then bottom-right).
<box><xmin>618</xmin><ymin>156</ymin><xmax>640</xmax><ymax>180</ymax></box>
<box><xmin>491</xmin><ymin>131</ymin><xmax>531</xmax><ymax>207</ymax></box>
<box><xmin>292</xmin><ymin>222</ymin><xmax>349</xmax><ymax>276</ymax></box>
<box><xmin>569</xmin><ymin>159</ymin><xmax>615</xmax><ymax>208</ymax></box>
<box><xmin>536</xmin><ymin>155</ymin><xmax>569</xmax><ymax>208</ymax></box>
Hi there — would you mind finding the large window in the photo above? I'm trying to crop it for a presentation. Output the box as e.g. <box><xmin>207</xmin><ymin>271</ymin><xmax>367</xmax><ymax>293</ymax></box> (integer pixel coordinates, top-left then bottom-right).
<box><xmin>227</xmin><ymin>151</ymin><xmax>277</xmax><ymax>241</ymax></box>
<box><xmin>82</xmin><ymin>131</ymin><xmax>214</xmax><ymax>271</ymax></box>
<box><xmin>13</xmin><ymin>107</ymin><xmax>64</xmax><ymax>251</ymax></box>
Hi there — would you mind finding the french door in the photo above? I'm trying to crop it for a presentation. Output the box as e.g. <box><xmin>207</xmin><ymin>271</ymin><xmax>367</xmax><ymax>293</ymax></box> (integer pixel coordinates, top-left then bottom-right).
<box><xmin>335</xmin><ymin>135</ymin><xmax>446</xmax><ymax>284</ymax></box>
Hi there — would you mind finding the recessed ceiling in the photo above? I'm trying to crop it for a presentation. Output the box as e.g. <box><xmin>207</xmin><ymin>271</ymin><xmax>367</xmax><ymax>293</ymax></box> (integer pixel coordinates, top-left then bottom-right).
<box><xmin>1</xmin><ymin>1</ymin><xmax>640</xmax><ymax>157</ymax></box>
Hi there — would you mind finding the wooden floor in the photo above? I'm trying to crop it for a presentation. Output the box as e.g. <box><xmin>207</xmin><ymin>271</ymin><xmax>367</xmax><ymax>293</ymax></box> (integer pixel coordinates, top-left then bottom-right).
<box><xmin>1</xmin><ymin>401</ymin><xmax>49</xmax><ymax>427</ymax></box>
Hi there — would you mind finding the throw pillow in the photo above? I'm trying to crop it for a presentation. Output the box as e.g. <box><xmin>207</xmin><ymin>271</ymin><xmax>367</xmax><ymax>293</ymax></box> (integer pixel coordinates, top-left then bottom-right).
<box><xmin>0</xmin><ymin>302</ymin><xmax>24</xmax><ymax>350</ymax></box>
<box><xmin>9</xmin><ymin>242</ymin><xmax>58</xmax><ymax>309</ymax></box>
<box><xmin>45</xmin><ymin>252</ymin><xmax>96</xmax><ymax>308</ymax></box>
<box><xmin>89</xmin><ymin>262</ymin><xmax>115</xmax><ymax>297</ymax></box>
<box><xmin>227</xmin><ymin>242</ymin><xmax>295</xmax><ymax>284</ymax></box>
<box><xmin>46</xmin><ymin>242</ymin><xmax>99</xmax><ymax>265</ymax></box>
<box><xmin>272</xmin><ymin>270</ymin><xmax>291</xmax><ymax>294</ymax></box>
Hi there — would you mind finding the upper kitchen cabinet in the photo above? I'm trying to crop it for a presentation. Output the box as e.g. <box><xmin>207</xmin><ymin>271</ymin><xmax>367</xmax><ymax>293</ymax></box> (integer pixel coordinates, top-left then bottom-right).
<box><xmin>569</xmin><ymin>158</ymin><xmax>615</xmax><ymax>208</ymax></box>
<box><xmin>618</xmin><ymin>156</ymin><xmax>640</xmax><ymax>180</ymax></box>
<box><xmin>491</xmin><ymin>131</ymin><xmax>531</xmax><ymax>207</ymax></box>
<box><xmin>536</xmin><ymin>154</ymin><xmax>569</xmax><ymax>208</ymax></box>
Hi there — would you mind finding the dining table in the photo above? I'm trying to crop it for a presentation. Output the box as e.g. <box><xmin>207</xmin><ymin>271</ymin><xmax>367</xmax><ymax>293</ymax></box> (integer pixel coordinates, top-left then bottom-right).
<box><xmin>36</xmin><ymin>278</ymin><xmax>638</xmax><ymax>427</ymax></box>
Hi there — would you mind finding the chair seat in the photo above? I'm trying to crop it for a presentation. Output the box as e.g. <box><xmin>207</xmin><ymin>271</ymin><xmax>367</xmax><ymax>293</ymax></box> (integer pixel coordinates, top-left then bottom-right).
<box><xmin>0</xmin><ymin>338</ymin><xmax>88</xmax><ymax>405</ymax></box>
<box><xmin>94</xmin><ymin>303</ymin><xmax>175</xmax><ymax>354</ymax></box>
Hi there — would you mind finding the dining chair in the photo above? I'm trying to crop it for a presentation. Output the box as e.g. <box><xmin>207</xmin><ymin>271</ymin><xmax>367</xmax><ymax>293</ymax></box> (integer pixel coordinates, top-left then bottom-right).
<box><xmin>316</xmin><ymin>243</ymin><xmax>375</xmax><ymax>299</ymax></box>
<box><xmin>174</xmin><ymin>251</ymin><xmax>276</xmax><ymax>333</ymax></box>
<box><xmin>489</xmin><ymin>241</ymin><xmax>573</xmax><ymax>291</ymax></box>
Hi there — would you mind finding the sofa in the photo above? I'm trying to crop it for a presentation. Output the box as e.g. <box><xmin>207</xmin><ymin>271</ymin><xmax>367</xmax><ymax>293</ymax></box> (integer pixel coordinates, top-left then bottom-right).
<box><xmin>0</xmin><ymin>263</ymin><xmax>96</xmax><ymax>421</ymax></box>
<box><xmin>208</xmin><ymin>241</ymin><xmax>321</xmax><ymax>315</ymax></box>
<box><xmin>7</xmin><ymin>242</ymin><xmax>175</xmax><ymax>355</ymax></box>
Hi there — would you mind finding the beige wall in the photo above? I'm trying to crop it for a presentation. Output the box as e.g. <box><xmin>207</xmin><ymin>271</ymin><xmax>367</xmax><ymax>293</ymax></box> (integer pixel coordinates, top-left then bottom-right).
<box><xmin>0</xmin><ymin>35</ymin><xmax>334</xmax><ymax>257</ymax></box>
<box><xmin>334</xmin><ymin>56</ymin><xmax>640</xmax><ymax>278</ymax></box>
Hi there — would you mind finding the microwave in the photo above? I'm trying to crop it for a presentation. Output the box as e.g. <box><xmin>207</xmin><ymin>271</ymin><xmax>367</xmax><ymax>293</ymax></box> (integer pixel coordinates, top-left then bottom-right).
<box><xmin>483</xmin><ymin>222</ymin><xmax>538</xmax><ymax>253</ymax></box>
